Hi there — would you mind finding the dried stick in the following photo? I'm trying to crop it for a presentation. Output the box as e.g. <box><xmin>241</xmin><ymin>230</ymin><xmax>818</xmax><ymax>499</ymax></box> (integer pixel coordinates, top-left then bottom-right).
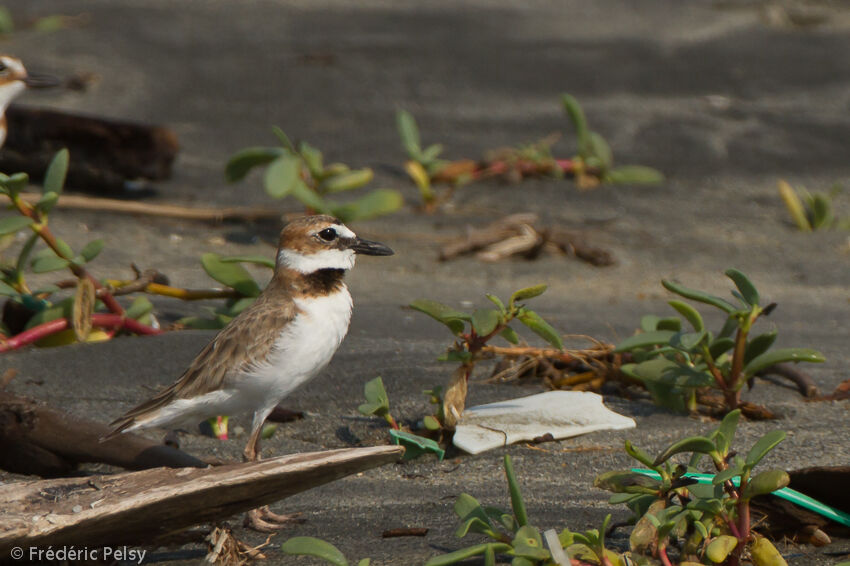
<box><xmin>16</xmin><ymin>192</ymin><xmax>282</xmax><ymax>221</ymax></box>
<box><xmin>761</xmin><ymin>363</ymin><xmax>819</xmax><ymax>398</ymax></box>
<box><xmin>439</xmin><ymin>213</ymin><xmax>539</xmax><ymax>260</ymax></box>
<box><xmin>438</xmin><ymin>213</ymin><xmax>615</xmax><ymax>266</ymax></box>
<box><xmin>481</xmin><ymin>342</ymin><xmax>614</xmax><ymax>364</ymax></box>
<box><xmin>57</xmin><ymin>271</ymin><xmax>245</xmax><ymax>301</ymax></box>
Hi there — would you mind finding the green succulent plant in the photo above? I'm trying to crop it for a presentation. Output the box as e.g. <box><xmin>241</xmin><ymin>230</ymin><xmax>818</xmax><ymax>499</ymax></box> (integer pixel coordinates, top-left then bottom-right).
<box><xmin>616</xmin><ymin>269</ymin><xmax>824</xmax><ymax>415</ymax></box>
<box><xmin>226</xmin><ymin>127</ymin><xmax>403</xmax><ymax>222</ymax></box>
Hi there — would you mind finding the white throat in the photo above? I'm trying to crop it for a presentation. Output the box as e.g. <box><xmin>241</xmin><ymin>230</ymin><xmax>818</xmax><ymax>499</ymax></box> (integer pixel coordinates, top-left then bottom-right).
<box><xmin>278</xmin><ymin>248</ymin><xmax>356</xmax><ymax>273</ymax></box>
<box><xmin>0</xmin><ymin>81</ymin><xmax>25</xmax><ymax>114</ymax></box>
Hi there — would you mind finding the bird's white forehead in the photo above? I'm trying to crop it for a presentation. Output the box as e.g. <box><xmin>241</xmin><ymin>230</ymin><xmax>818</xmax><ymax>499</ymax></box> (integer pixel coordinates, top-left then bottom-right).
<box><xmin>304</xmin><ymin>222</ymin><xmax>355</xmax><ymax>239</ymax></box>
<box><xmin>287</xmin><ymin>219</ymin><xmax>356</xmax><ymax>240</ymax></box>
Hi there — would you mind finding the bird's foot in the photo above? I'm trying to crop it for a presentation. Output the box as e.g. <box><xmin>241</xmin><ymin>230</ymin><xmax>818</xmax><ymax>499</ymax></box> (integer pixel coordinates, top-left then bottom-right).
<box><xmin>244</xmin><ymin>506</ymin><xmax>304</xmax><ymax>532</ymax></box>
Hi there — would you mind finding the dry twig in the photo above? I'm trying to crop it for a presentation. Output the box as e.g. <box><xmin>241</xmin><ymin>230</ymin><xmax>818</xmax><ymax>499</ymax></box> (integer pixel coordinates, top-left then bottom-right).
<box><xmin>439</xmin><ymin>213</ymin><xmax>614</xmax><ymax>265</ymax></box>
<box><xmin>205</xmin><ymin>525</ymin><xmax>271</xmax><ymax>565</ymax></box>
<box><xmin>483</xmin><ymin>336</ymin><xmax>616</xmax><ymax>386</ymax></box>
<box><xmin>16</xmin><ymin>192</ymin><xmax>281</xmax><ymax>222</ymax></box>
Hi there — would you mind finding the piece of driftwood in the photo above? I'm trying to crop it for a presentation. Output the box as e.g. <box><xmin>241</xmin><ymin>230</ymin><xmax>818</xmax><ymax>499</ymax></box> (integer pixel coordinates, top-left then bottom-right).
<box><xmin>439</xmin><ymin>213</ymin><xmax>614</xmax><ymax>266</ymax></box>
<box><xmin>0</xmin><ymin>105</ymin><xmax>179</xmax><ymax>195</ymax></box>
<box><xmin>0</xmin><ymin>392</ymin><xmax>205</xmax><ymax>477</ymax></box>
<box><xmin>787</xmin><ymin>466</ymin><xmax>850</xmax><ymax>514</ymax></box>
<box><xmin>0</xmin><ymin>445</ymin><xmax>404</xmax><ymax>554</ymax></box>
<box><xmin>752</xmin><ymin>466</ymin><xmax>850</xmax><ymax>545</ymax></box>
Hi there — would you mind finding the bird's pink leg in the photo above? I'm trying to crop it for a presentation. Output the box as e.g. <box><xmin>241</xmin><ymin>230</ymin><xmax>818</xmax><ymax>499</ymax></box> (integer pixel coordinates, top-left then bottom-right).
<box><xmin>243</xmin><ymin>419</ymin><xmax>303</xmax><ymax>531</ymax></box>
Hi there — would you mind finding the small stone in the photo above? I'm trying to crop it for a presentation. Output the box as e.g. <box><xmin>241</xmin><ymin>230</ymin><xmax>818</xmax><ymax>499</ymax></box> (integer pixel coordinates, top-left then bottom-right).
<box><xmin>705</xmin><ymin>95</ymin><xmax>731</xmax><ymax>111</ymax></box>
<box><xmin>72</xmin><ymin>505</ymin><xmax>83</xmax><ymax>513</ymax></box>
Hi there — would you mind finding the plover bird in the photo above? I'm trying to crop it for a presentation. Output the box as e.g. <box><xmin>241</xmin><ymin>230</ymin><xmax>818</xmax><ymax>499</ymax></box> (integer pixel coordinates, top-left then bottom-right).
<box><xmin>105</xmin><ymin>215</ymin><xmax>393</xmax><ymax>530</ymax></box>
<box><xmin>0</xmin><ymin>55</ymin><xmax>58</xmax><ymax>147</ymax></box>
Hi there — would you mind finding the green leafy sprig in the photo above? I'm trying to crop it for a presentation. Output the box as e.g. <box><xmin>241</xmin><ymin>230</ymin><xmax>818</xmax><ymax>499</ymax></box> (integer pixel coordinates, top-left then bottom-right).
<box><xmin>356</xmin><ymin>376</ymin><xmax>445</xmax><ymax>461</ymax></box>
<box><xmin>778</xmin><ymin>179</ymin><xmax>849</xmax><ymax>232</ymax></box>
<box><xmin>0</xmin><ymin>150</ymin><xmax>162</xmax><ymax>350</ymax></box>
<box><xmin>596</xmin><ymin>410</ymin><xmax>790</xmax><ymax>566</ymax></box>
<box><xmin>427</xmin><ymin>455</ymin><xmax>619</xmax><ymax>566</ymax></box>
<box><xmin>397</xmin><ymin>94</ymin><xmax>665</xmax><ymax>209</ymax></box>
<box><xmin>226</xmin><ymin>127</ymin><xmax>403</xmax><ymax>222</ymax></box>
<box><xmin>615</xmin><ymin>269</ymin><xmax>824</xmax><ymax>416</ymax></box>
<box><xmin>410</xmin><ymin>285</ymin><xmax>563</xmax><ymax>428</ymax></box>
<box><xmin>0</xmin><ymin>151</ymin><xmax>279</xmax><ymax>349</ymax></box>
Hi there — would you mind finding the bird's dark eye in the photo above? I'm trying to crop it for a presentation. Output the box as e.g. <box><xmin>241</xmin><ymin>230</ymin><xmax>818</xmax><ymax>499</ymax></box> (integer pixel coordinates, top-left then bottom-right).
<box><xmin>318</xmin><ymin>227</ymin><xmax>337</xmax><ymax>242</ymax></box>
<box><xmin>0</xmin><ymin>63</ymin><xmax>6</xmax><ymax>74</ymax></box>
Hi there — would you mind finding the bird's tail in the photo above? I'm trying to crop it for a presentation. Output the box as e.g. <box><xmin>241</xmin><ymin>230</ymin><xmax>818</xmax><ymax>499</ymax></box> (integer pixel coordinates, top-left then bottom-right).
<box><xmin>99</xmin><ymin>416</ymin><xmax>136</xmax><ymax>443</ymax></box>
<box><xmin>99</xmin><ymin>382</ymin><xmax>179</xmax><ymax>442</ymax></box>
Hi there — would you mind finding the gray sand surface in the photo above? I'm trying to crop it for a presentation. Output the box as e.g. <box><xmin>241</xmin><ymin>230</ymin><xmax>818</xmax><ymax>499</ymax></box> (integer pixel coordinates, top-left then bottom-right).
<box><xmin>1</xmin><ymin>1</ymin><xmax>848</xmax><ymax>563</ymax></box>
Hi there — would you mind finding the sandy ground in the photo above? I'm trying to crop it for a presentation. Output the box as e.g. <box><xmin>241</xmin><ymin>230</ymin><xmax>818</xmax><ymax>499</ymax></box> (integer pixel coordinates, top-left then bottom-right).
<box><xmin>1</xmin><ymin>1</ymin><xmax>849</xmax><ymax>564</ymax></box>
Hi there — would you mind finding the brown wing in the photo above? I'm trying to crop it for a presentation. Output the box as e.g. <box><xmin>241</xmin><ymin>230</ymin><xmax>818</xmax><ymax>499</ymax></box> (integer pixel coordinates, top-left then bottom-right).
<box><xmin>105</xmin><ymin>291</ymin><xmax>297</xmax><ymax>437</ymax></box>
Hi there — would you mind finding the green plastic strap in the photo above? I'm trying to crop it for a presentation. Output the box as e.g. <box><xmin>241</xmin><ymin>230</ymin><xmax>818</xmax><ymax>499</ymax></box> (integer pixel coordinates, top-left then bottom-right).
<box><xmin>630</xmin><ymin>468</ymin><xmax>850</xmax><ymax>528</ymax></box>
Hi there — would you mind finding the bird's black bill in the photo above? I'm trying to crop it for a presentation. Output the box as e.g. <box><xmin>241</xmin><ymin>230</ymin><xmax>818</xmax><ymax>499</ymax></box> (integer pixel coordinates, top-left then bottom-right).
<box><xmin>24</xmin><ymin>72</ymin><xmax>61</xmax><ymax>89</ymax></box>
<box><xmin>351</xmin><ymin>237</ymin><xmax>394</xmax><ymax>256</ymax></box>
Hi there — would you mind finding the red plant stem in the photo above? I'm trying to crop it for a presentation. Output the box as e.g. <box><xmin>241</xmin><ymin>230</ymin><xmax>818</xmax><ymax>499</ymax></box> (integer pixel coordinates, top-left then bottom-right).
<box><xmin>473</xmin><ymin>158</ymin><xmax>577</xmax><ymax>179</ymax></box>
<box><xmin>723</xmin><ymin>510</ymin><xmax>742</xmax><ymax>539</ymax></box>
<box><xmin>0</xmin><ymin>318</ymin><xmax>68</xmax><ymax>351</ymax></box>
<box><xmin>463</xmin><ymin>363</ymin><xmax>473</xmax><ymax>384</ymax></box>
<box><xmin>100</xmin><ymin>314</ymin><xmax>162</xmax><ymax>335</ymax></box>
<box><xmin>42</xmin><ymin>239</ymin><xmax>125</xmax><ymax>315</ymax></box>
<box><xmin>385</xmin><ymin>413</ymin><xmax>400</xmax><ymax>430</ymax></box>
<box><xmin>658</xmin><ymin>546</ymin><xmax>673</xmax><ymax>566</ymax></box>
<box><xmin>215</xmin><ymin>416</ymin><xmax>228</xmax><ymax>440</ymax></box>
<box><xmin>466</xmin><ymin>319</ymin><xmax>514</xmax><ymax>353</ymax></box>
<box><xmin>729</xmin><ymin>327</ymin><xmax>748</xmax><ymax>390</ymax></box>
<box><xmin>703</xmin><ymin>355</ymin><xmax>728</xmax><ymax>391</ymax></box>
<box><xmin>95</xmin><ymin>285</ymin><xmax>124</xmax><ymax>314</ymax></box>
<box><xmin>736</xmin><ymin>498</ymin><xmax>751</xmax><ymax>553</ymax></box>
<box><xmin>10</xmin><ymin>197</ymin><xmax>126</xmax><ymax>315</ymax></box>
<box><xmin>461</xmin><ymin>321</ymin><xmax>511</xmax><ymax>382</ymax></box>
<box><xmin>0</xmin><ymin>314</ymin><xmax>162</xmax><ymax>352</ymax></box>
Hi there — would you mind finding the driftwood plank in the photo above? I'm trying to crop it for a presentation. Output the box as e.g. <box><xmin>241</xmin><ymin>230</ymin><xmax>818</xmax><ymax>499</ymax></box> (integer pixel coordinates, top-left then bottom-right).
<box><xmin>0</xmin><ymin>392</ymin><xmax>206</xmax><ymax>476</ymax></box>
<box><xmin>1</xmin><ymin>105</ymin><xmax>178</xmax><ymax>195</ymax></box>
<box><xmin>0</xmin><ymin>445</ymin><xmax>404</xmax><ymax>553</ymax></box>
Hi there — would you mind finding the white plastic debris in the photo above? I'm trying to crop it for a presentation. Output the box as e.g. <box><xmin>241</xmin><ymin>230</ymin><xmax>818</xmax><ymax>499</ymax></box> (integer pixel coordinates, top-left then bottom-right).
<box><xmin>543</xmin><ymin>528</ymin><xmax>570</xmax><ymax>566</ymax></box>
<box><xmin>453</xmin><ymin>391</ymin><xmax>636</xmax><ymax>454</ymax></box>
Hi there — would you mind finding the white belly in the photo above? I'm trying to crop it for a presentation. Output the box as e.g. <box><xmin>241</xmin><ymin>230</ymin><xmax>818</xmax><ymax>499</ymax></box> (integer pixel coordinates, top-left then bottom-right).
<box><xmin>128</xmin><ymin>288</ymin><xmax>353</xmax><ymax>431</ymax></box>
<box><xmin>239</xmin><ymin>287</ymin><xmax>353</xmax><ymax>408</ymax></box>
